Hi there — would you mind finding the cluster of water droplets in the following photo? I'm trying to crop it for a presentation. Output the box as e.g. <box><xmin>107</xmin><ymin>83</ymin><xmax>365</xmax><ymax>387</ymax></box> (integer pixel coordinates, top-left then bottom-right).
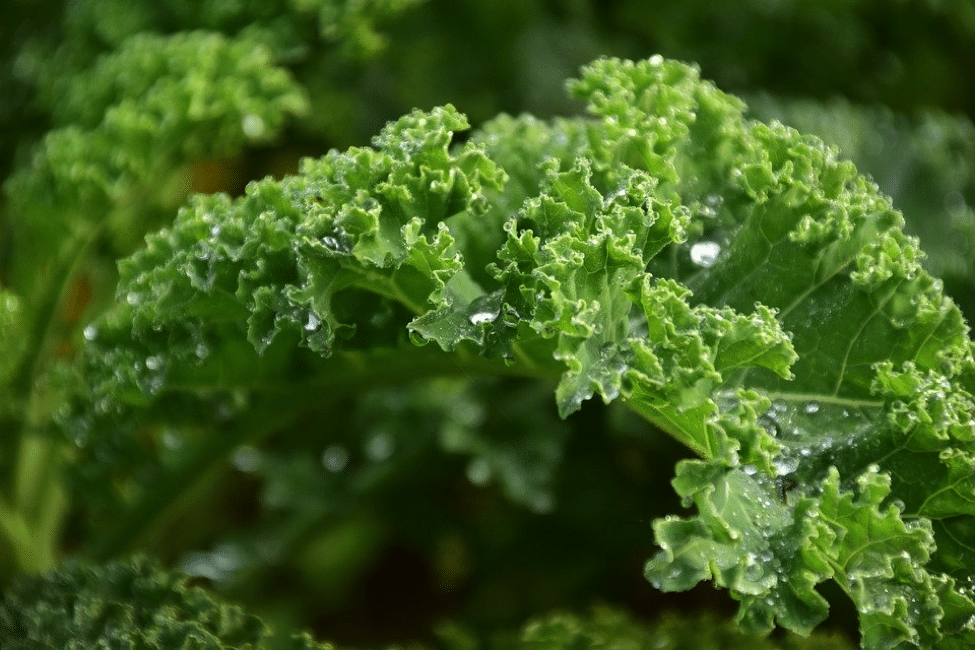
<box><xmin>761</xmin><ymin>399</ymin><xmax>857</xmax><ymax>481</ymax></box>
<box><xmin>686</xmin><ymin>194</ymin><xmax>724</xmax><ymax>269</ymax></box>
<box><xmin>318</xmin><ymin>428</ymin><xmax>401</xmax><ymax>477</ymax></box>
<box><xmin>597</xmin><ymin>341</ymin><xmax>630</xmax><ymax>401</ymax></box>
<box><xmin>320</xmin><ymin>229</ymin><xmax>353</xmax><ymax>255</ymax></box>
<box><xmin>739</xmin><ymin>549</ymin><xmax>779</xmax><ymax>592</ymax></box>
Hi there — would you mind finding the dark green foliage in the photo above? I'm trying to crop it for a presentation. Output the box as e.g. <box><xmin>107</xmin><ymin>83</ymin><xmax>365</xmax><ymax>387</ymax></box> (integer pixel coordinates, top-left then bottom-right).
<box><xmin>3</xmin><ymin>2</ymin><xmax>975</xmax><ymax>649</ymax></box>
<box><xmin>0</xmin><ymin>557</ymin><xmax>850</xmax><ymax>650</ymax></box>
<box><xmin>0</xmin><ymin>556</ymin><xmax>271</xmax><ymax>649</ymax></box>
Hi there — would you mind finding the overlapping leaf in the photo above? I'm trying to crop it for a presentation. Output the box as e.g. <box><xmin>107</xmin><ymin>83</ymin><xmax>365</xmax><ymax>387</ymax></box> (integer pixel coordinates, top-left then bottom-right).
<box><xmin>558</xmin><ymin>59</ymin><xmax>975</xmax><ymax>647</ymax></box>
<box><xmin>64</xmin><ymin>55</ymin><xmax>975</xmax><ymax>648</ymax></box>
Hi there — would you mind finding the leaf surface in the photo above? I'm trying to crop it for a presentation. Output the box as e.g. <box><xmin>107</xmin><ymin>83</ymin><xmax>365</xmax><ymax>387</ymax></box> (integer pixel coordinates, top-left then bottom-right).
<box><xmin>65</xmin><ymin>56</ymin><xmax>975</xmax><ymax>648</ymax></box>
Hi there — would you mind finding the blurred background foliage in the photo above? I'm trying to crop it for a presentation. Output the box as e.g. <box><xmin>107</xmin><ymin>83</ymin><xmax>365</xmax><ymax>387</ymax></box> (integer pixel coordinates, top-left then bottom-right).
<box><xmin>1</xmin><ymin>0</ymin><xmax>973</xmax><ymax>647</ymax></box>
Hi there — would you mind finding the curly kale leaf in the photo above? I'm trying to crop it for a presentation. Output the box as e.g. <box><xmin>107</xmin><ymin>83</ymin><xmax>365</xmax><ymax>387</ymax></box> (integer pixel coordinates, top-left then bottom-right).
<box><xmin>0</xmin><ymin>556</ymin><xmax>338</xmax><ymax>650</ymax></box>
<box><xmin>559</xmin><ymin>59</ymin><xmax>975</xmax><ymax>648</ymax></box>
<box><xmin>67</xmin><ymin>56</ymin><xmax>975</xmax><ymax>647</ymax></box>
<box><xmin>0</xmin><ymin>557</ymin><xmax>856</xmax><ymax>650</ymax></box>
<box><xmin>4</xmin><ymin>30</ymin><xmax>309</xmax><ymax>316</ymax></box>
<box><xmin>746</xmin><ymin>95</ymin><xmax>975</xmax><ymax>324</ymax></box>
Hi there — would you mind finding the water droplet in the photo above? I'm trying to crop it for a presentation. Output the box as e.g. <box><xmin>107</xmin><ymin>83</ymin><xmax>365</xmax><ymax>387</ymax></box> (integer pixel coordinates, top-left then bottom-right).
<box><xmin>466</xmin><ymin>458</ymin><xmax>492</xmax><ymax>486</ymax></box>
<box><xmin>1</xmin><ymin>293</ymin><xmax>19</xmax><ymax>312</ymax></box>
<box><xmin>743</xmin><ymin>553</ymin><xmax>764</xmax><ymax>582</ymax></box>
<box><xmin>528</xmin><ymin>492</ymin><xmax>555</xmax><ymax>514</ymax></box>
<box><xmin>305</xmin><ymin>312</ymin><xmax>321</xmax><ymax>331</ymax></box>
<box><xmin>83</xmin><ymin>324</ymin><xmax>98</xmax><ymax>341</ymax></box>
<box><xmin>241</xmin><ymin>113</ymin><xmax>266</xmax><ymax>139</ymax></box>
<box><xmin>649</xmin><ymin>54</ymin><xmax>663</xmax><ymax>66</ymax></box>
<box><xmin>259</xmin><ymin>331</ymin><xmax>276</xmax><ymax>353</ymax></box>
<box><xmin>145</xmin><ymin>356</ymin><xmax>162</xmax><ymax>371</ymax></box>
<box><xmin>321</xmin><ymin>445</ymin><xmax>349</xmax><ymax>472</ymax></box>
<box><xmin>365</xmin><ymin>432</ymin><xmax>394</xmax><ymax>462</ymax></box>
<box><xmin>467</xmin><ymin>293</ymin><xmax>502</xmax><ymax>325</ymax></box>
<box><xmin>231</xmin><ymin>445</ymin><xmax>262</xmax><ymax>472</ymax></box>
<box><xmin>469</xmin><ymin>311</ymin><xmax>496</xmax><ymax>325</ymax></box>
<box><xmin>322</xmin><ymin>236</ymin><xmax>341</xmax><ymax>251</ymax></box>
<box><xmin>501</xmin><ymin>307</ymin><xmax>521</xmax><ymax>327</ymax></box>
<box><xmin>773</xmin><ymin>455</ymin><xmax>798</xmax><ymax>476</ymax></box>
<box><xmin>163</xmin><ymin>430</ymin><xmax>183</xmax><ymax>451</ymax></box>
<box><xmin>804</xmin><ymin>402</ymin><xmax>820</xmax><ymax>414</ymax></box>
<box><xmin>126</xmin><ymin>291</ymin><xmax>140</xmax><ymax>305</ymax></box>
<box><xmin>690</xmin><ymin>241</ymin><xmax>721</xmax><ymax>268</ymax></box>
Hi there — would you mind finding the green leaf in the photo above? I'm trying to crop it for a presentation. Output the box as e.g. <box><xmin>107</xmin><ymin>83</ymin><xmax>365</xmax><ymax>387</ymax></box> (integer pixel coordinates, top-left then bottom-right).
<box><xmin>746</xmin><ymin>95</ymin><xmax>975</xmax><ymax>323</ymax></box>
<box><xmin>558</xmin><ymin>58</ymin><xmax>975</xmax><ymax>647</ymax></box>
<box><xmin>62</xmin><ymin>54</ymin><xmax>975</xmax><ymax>648</ymax></box>
<box><xmin>0</xmin><ymin>556</ymin><xmax>348</xmax><ymax>650</ymax></box>
<box><xmin>512</xmin><ymin>606</ymin><xmax>855</xmax><ymax>650</ymax></box>
<box><xmin>0</xmin><ymin>556</ymin><xmax>268</xmax><ymax>649</ymax></box>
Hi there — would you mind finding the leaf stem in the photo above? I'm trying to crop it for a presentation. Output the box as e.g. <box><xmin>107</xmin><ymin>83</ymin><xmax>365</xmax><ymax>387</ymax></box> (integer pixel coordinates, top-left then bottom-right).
<box><xmin>88</xmin><ymin>398</ymin><xmax>303</xmax><ymax>562</ymax></box>
<box><xmin>6</xmin><ymin>218</ymin><xmax>105</xmax><ymax>574</ymax></box>
<box><xmin>87</xmin><ymin>344</ymin><xmax>556</xmax><ymax>561</ymax></box>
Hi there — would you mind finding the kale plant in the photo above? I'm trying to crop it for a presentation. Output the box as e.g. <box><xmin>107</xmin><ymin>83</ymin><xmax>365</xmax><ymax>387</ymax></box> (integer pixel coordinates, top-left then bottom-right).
<box><xmin>2</xmin><ymin>2</ymin><xmax>975</xmax><ymax>649</ymax></box>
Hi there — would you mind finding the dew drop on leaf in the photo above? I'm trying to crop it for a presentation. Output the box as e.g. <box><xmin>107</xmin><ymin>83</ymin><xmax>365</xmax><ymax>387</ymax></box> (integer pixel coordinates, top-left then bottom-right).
<box><xmin>528</xmin><ymin>492</ymin><xmax>555</xmax><ymax>514</ymax></box>
<box><xmin>365</xmin><ymin>432</ymin><xmax>394</xmax><ymax>461</ymax></box>
<box><xmin>501</xmin><ymin>307</ymin><xmax>521</xmax><ymax>327</ymax></box>
<box><xmin>469</xmin><ymin>311</ymin><xmax>497</xmax><ymax>325</ymax></box>
<box><xmin>321</xmin><ymin>235</ymin><xmax>349</xmax><ymax>253</ymax></box>
<box><xmin>465</xmin><ymin>458</ymin><xmax>491</xmax><ymax>486</ymax></box>
<box><xmin>241</xmin><ymin>113</ymin><xmax>266</xmax><ymax>139</ymax></box>
<box><xmin>304</xmin><ymin>312</ymin><xmax>320</xmax><ymax>331</ymax></box>
<box><xmin>689</xmin><ymin>241</ymin><xmax>721</xmax><ymax>267</ymax></box>
<box><xmin>467</xmin><ymin>293</ymin><xmax>501</xmax><ymax>325</ymax></box>
<box><xmin>230</xmin><ymin>445</ymin><xmax>261</xmax><ymax>473</ymax></box>
<box><xmin>772</xmin><ymin>453</ymin><xmax>798</xmax><ymax>476</ymax></box>
<box><xmin>743</xmin><ymin>553</ymin><xmax>764</xmax><ymax>582</ymax></box>
<box><xmin>163</xmin><ymin>430</ymin><xmax>183</xmax><ymax>451</ymax></box>
<box><xmin>321</xmin><ymin>445</ymin><xmax>349</xmax><ymax>472</ymax></box>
